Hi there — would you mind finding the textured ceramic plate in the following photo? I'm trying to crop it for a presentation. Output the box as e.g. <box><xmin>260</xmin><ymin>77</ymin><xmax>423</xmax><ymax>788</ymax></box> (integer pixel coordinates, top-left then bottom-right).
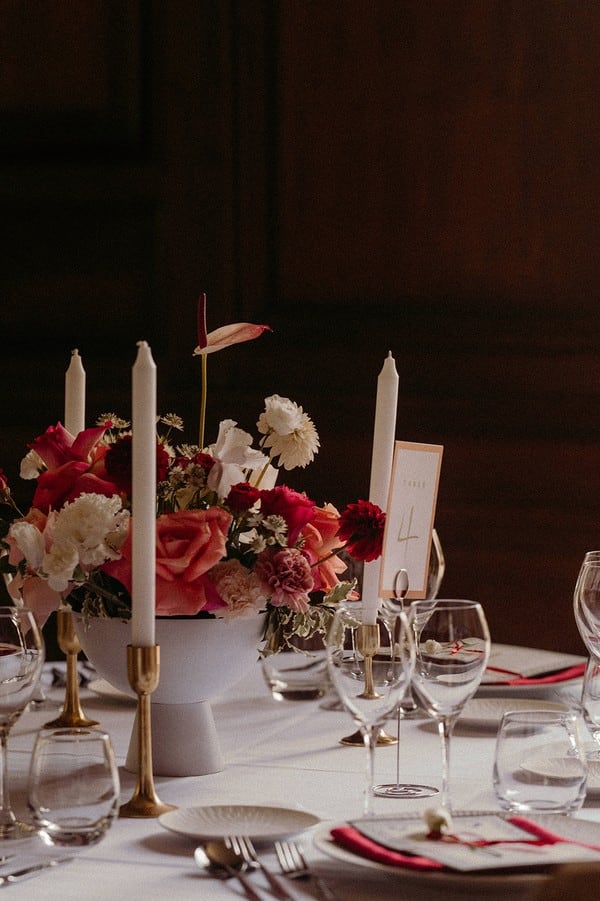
<box><xmin>87</xmin><ymin>678</ymin><xmax>135</xmax><ymax>704</ymax></box>
<box><xmin>312</xmin><ymin>822</ymin><xmax>549</xmax><ymax>892</ymax></box>
<box><xmin>522</xmin><ymin>743</ymin><xmax>600</xmax><ymax>796</ymax></box>
<box><xmin>458</xmin><ymin>698</ymin><xmax>567</xmax><ymax>729</ymax></box>
<box><xmin>159</xmin><ymin>804</ymin><xmax>320</xmax><ymax>841</ymax></box>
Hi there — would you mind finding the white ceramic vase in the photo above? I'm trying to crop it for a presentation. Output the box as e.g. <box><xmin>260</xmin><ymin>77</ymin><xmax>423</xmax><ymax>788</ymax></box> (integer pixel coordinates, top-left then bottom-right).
<box><xmin>74</xmin><ymin>614</ymin><xmax>264</xmax><ymax>777</ymax></box>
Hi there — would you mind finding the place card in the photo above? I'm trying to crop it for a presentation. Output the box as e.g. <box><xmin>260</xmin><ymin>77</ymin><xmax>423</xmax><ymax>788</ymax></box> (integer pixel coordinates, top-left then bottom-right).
<box><xmin>379</xmin><ymin>440</ymin><xmax>443</xmax><ymax>599</ymax></box>
<box><xmin>351</xmin><ymin>813</ymin><xmax>600</xmax><ymax>872</ymax></box>
<box><xmin>482</xmin><ymin>643</ymin><xmax>586</xmax><ymax>684</ymax></box>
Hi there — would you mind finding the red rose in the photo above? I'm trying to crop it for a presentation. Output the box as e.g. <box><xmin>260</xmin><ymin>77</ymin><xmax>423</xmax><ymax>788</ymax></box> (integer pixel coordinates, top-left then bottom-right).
<box><xmin>226</xmin><ymin>482</ymin><xmax>260</xmax><ymax>512</ymax></box>
<box><xmin>29</xmin><ymin>422</ymin><xmax>121</xmax><ymax>512</ymax></box>
<box><xmin>102</xmin><ymin>507</ymin><xmax>232</xmax><ymax>616</ymax></box>
<box><xmin>32</xmin><ymin>462</ymin><xmax>121</xmax><ymax>513</ymax></box>
<box><xmin>338</xmin><ymin>500</ymin><xmax>385</xmax><ymax>562</ymax></box>
<box><xmin>259</xmin><ymin>485</ymin><xmax>316</xmax><ymax>544</ymax></box>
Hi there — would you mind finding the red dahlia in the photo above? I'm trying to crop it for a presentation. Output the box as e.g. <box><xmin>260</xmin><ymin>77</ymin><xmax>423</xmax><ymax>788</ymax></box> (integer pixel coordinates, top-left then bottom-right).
<box><xmin>337</xmin><ymin>499</ymin><xmax>385</xmax><ymax>562</ymax></box>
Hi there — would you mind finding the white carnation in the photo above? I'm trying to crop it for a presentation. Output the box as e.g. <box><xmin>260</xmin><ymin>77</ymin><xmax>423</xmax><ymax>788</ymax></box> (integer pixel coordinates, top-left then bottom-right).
<box><xmin>51</xmin><ymin>493</ymin><xmax>130</xmax><ymax>568</ymax></box>
<box><xmin>43</xmin><ymin>540</ymin><xmax>79</xmax><ymax>592</ymax></box>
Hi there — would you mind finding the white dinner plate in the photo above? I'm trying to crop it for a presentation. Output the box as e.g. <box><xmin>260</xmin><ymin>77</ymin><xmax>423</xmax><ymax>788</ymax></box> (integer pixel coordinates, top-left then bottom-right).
<box><xmin>159</xmin><ymin>804</ymin><xmax>320</xmax><ymax>841</ymax></box>
<box><xmin>521</xmin><ymin>742</ymin><xmax>600</xmax><ymax>797</ymax></box>
<box><xmin>458</xmin><ymin>698</ymin><xmax>568</xmax><ymax>730</ymax></box>
<box><xmin>87</xmin><ymin>678</ymin><xmax>135</xmax><ymax>704</ymax></box>
<box><xmin>313</xmin><ymin>821</ymin><xmax>550</xmax><ymax>893</ymax></box>
<box><xmin>477</xmin><ymin>679</ymin><xmax>584</xmax><ymax>699</ymax></box>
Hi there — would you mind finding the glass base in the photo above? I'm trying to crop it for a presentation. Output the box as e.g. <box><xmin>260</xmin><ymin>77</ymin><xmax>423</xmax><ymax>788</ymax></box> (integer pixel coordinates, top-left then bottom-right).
<box><xmin>372</xmin><ymin>782</ymin><xmax>439</xmax><ymax>799</ymax></box>
<box><xmin>0</xmin><ymin>820</ymin><xmax>38</xmax><ymax>840</ymax></box>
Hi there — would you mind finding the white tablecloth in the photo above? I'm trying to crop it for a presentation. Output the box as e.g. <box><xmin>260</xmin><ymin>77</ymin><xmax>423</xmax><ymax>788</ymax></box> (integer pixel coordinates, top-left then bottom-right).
<box><xmin>3</xmin><ymin>655</ymin><xmax>598</xmax><ymax>901</ymax></box>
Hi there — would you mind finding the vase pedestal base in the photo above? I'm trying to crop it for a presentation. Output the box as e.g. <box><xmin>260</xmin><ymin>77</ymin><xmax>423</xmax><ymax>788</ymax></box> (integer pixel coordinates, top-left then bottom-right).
<box><xmin>125</xmin><ymin>700</ymin><xmax>223</xmax><ymax>777</ymax></box>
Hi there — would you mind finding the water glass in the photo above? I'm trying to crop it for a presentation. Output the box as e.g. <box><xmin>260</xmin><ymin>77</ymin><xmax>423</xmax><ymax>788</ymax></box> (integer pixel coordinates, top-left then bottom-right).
<box><xmin>493</xmin><ymin>709</ymin><xmax>588</xmax><ymax>813</ymax></box>
<box><xmin>28</xmin><ymin>728</ymin><xmax>120</xmax><ymax>845</ymax></box>
<box><xmin>262</xmin><ymin>634</ymin><xmax>329</xmax><ymax>701</ymax></box>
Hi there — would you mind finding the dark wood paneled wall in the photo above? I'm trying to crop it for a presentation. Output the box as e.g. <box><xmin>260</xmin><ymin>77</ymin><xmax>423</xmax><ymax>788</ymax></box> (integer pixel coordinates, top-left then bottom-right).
<box><xmin>1</xmin><ymin>1</ymin><xmax>597</xmax><ymax>654</ymax></box>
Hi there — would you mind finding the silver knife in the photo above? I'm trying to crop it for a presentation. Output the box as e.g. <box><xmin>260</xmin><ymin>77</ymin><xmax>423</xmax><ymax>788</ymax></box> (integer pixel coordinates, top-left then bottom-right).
<box><xmin>0</xmin><ymin>856</ymin><xmax>74</xmax><ymax>886</ymax></box>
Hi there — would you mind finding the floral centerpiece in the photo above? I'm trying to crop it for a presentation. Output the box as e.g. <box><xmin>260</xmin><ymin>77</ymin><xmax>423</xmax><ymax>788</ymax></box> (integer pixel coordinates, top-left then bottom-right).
<box><xmin>0</xmin><ymin>302</ymin><xmax>385</xmax><ymax>656</ymax></box>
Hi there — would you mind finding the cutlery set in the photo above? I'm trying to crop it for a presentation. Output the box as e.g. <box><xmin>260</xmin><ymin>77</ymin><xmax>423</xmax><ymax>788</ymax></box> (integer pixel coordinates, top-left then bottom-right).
<box><xmin>195</xmin><ymin>835</ymin><xmax>338</xmax><ymax>900</ymax></box>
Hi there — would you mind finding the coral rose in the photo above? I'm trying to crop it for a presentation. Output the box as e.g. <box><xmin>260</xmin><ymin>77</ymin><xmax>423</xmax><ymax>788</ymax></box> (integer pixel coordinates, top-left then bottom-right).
<box><xmin>102</xmin><ymin>507</ymin><xmax>233</xmax><ymax>616</ymax></box>
<box><xmin>300</xmin><ymin>502</ymin><xmax>348</xmax><ymax>592</ymax></box>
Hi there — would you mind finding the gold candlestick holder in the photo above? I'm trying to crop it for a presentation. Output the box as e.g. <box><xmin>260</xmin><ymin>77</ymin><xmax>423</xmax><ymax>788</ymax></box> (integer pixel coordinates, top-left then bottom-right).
<box><xmin>45</xmin><ymin>608</ymin><xmax>98</xmax><ymax>728</ymax></box>
<box><xmin>119</xmin><ymin>645</ymin><xmax>176</xmax><ymax>818</ymax></box>
<box><xmin>340</xmin><ymin>621</ymin><xmax>397</xmax><ymax>746</ymax></box>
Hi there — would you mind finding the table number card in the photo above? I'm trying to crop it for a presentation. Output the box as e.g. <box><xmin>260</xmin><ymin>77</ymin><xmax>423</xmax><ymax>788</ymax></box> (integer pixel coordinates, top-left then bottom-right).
<box><xmin>379</xmin><ymin>441</ymin><xmax>443</xmax><ymax>600</ymax></box>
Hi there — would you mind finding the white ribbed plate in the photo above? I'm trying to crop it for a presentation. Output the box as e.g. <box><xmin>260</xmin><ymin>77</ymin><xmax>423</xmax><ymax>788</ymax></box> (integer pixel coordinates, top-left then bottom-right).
<box><xmin>159</xmin><ymin>804</ymin><xmax>320</xmax><ymax>841</ymax></box>
<box><xmin>459</xmin><ymin>698</ymin><xmax>567</xmax><ymax>729</ymax></box>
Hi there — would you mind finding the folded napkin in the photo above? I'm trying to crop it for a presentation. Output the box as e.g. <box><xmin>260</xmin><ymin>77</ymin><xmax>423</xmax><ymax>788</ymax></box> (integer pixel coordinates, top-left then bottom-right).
<box><xmin>329</xmin><ymin>826</ymin><xmax>444</xmax><ymax>871</ymax></box>
<box><xmin>485</xmin><ymin>663</ymin><xmax>586</xmax><ymax>686</ymax></box>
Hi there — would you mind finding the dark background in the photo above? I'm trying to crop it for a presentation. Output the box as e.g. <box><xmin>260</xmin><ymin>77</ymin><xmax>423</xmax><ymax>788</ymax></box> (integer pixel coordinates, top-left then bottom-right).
<box><xmin>1</xmin><ymin>1</ymin><xmax>598</xmax><ymax>654</ymax></box>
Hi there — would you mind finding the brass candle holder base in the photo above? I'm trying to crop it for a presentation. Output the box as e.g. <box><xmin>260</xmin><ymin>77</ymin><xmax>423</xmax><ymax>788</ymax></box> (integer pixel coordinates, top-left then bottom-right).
<box><xmin>45</xmin><ymin>608</ymin><xmax>98</xmax><ymax>729</ymax></box>
<box><xmin>119</xmin><ymin>645</ymin><xmax>176</xmax><ymax>818</ymax></box>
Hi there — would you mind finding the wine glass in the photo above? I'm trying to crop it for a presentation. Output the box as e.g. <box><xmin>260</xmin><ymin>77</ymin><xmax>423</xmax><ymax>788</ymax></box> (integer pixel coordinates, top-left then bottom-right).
<box><xmin>0</xmin><ymin>606</ymin><xmax>44</xmax><ymax>838</ymax></box>
<box><xmin>580</xmin><ymin>653</ymin><xmax>600</xmax><ymax>753</ymax></box>
<box><xmin>326</xmin><ymin>603</ymin><xmax>415</xmax><ymax>816</ymax></box>
<box><xmin>574</xmin><ymin>554</ymin><xmax>600</xmax><ymax>657</ymax></box>
<box><xmin>409</xmin><ymin>598</ymin><xmax>490</xmax><ymax>812</ymax></box>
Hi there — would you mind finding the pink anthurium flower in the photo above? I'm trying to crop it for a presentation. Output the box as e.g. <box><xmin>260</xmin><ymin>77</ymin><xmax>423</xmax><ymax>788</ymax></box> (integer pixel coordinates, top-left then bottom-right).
<box><xmin>193</xmin><ymin>293</ymin><xmax>271</xmax><ymax>355</ymax></box>
<box><xmin>193</xmin><ymin>293</ymin><xmax>271</xmax><ymax>448</ymax></box>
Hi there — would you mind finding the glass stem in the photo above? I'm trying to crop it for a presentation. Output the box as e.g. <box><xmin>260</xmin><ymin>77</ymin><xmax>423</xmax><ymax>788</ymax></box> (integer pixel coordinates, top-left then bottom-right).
<box><xmin>0</xmin><ymin>727</ymin><xmax>16</xmax><ymax>829</ymax></box>
<box><xmin>363</xmin><ymin>727</ymin><xmax>378</xmax><ymax>816</ymax></box>
<box><xmin>437</xmin><ymin>716</ymin><xmax>454</xmax><ymax>812</ymax></box>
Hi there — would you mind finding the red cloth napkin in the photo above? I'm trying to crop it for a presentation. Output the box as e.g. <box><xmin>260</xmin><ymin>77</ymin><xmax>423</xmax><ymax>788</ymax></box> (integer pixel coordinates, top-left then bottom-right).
<box><xmin>508</xmin><ymin>817</ymin><xmax>600</xmax><ymax>851</ymax></box>
<box><xmin>329</xmin><ymin>826</ymin><xmax>444</xmax><ymax>870</ymax></box>
<box><xmin>485</xmin><ymin>663</ymin><xmax>586</xmax><ymax>686</ymax></box>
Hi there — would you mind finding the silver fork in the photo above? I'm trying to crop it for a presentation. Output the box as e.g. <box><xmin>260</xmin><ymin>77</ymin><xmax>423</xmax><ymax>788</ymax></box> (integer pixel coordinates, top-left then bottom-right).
<box><xmin>275</xmin><ymin>840</ymin><xmax>339</xmax><ymax>901</ymax></box>
<box><xmin>226</xmin><ymin>836</ymin><xmax>293</xmax><ymax>901</ymax></box>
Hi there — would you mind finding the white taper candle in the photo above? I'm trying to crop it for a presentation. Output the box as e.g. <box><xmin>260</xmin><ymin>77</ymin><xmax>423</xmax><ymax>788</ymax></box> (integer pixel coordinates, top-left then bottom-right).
<box><xmin>131</xmin><ymin>341</ymin><xmax>157</xmax><ymax>647</ymax></box>
<box><xmin>64</xmin><ymin>349</ymin><xmax>86</xmax><ymax>435</ymax></box>
<box><xmin>362</xmin><ymin>351</ymin><xmax>399</xmax><ymax>623</ymax></box>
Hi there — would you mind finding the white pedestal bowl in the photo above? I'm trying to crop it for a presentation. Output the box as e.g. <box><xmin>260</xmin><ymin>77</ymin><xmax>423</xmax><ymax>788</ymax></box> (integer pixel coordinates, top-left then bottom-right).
<box><xmin>74</xmin><ymin>614</ymin><xmax>264</xmax><ymax>777</ymax></box>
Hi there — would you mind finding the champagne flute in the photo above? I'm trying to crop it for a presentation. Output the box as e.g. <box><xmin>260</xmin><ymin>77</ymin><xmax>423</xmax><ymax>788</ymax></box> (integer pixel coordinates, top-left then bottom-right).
<box><xmin>326</xmin><ymin>603</ymin><xmax>415</xmax><ymax>816</ymax></box>
<box><xmin>0</xmin><ymin>606</ymin><xmax>44</xmax><ymax>838</ymax></box>
<box><xmin>409</xmin><ymin>598</ymin><xmax>490</xmax><ymax>812</ymax></box>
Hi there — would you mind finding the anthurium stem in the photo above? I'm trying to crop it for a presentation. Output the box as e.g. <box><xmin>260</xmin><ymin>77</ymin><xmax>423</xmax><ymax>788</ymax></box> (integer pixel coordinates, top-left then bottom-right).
<box><xmin>199</xmin><ymin>355</ymin><xmax>207</xmax><ymax>450</ymax></box>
